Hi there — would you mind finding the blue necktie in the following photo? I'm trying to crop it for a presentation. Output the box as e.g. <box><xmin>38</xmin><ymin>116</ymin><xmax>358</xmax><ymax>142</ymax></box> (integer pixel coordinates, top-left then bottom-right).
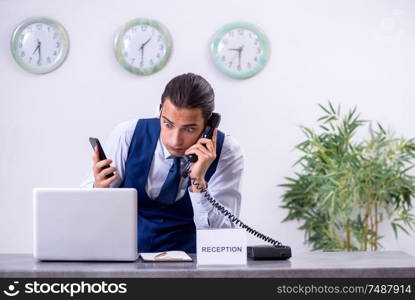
<box><xmin>158</xmin><ymin>156</ymin><xmax>181</xmax><ymax>205</ymax></box>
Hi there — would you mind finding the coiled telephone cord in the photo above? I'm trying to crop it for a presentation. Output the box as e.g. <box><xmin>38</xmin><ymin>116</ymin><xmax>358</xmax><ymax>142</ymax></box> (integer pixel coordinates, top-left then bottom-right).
<box><xmin>190</xmin><ymin>177</ymin><xmax>285</xmax><ymax>248</ymax></box>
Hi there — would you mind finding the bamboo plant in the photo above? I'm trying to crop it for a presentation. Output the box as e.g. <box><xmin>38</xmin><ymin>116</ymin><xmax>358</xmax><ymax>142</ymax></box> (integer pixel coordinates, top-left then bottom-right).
<box><xmin>280</xmin><ymin>102</ymin><xmax>415</xmax><ymax>251</ymax></box>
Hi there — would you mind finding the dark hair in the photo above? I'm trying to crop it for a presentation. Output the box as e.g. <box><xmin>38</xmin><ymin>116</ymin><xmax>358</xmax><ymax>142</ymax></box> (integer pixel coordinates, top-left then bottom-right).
<box><xmin>161</xmin><ymin>73</ymin><xmax>214</xmax><ymax>122</ymax></box>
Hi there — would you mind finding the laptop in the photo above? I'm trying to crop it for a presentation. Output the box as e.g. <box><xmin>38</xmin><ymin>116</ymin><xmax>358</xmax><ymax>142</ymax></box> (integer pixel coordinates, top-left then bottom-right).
<box><xmin>33</xmin><ymin>188</ymin><xmax>138</xmax><ymax>261</ymax></box>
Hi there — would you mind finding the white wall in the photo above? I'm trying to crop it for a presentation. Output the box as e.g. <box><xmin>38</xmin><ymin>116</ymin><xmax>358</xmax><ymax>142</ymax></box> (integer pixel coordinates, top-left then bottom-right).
<box><xmin>1</xmin><ymin>0</ymin><xmax>415</xmax><ymax>255</ymax></box>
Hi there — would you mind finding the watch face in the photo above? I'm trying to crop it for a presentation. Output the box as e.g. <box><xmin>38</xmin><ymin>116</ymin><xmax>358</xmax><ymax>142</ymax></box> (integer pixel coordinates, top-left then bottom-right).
<box><xmin>10</xmin><ymin>17</ymin><xmax>70</xmax><ymax>74</ymax></box>
<box><xmin>114</xmin><ymin>18</ymin><xmax>172</xmax><ymax>75</ymax></box>
<box><xmin>211</xmin><ymin>22</ymin><xmax>270</xmax><ymax>79</ymax></box>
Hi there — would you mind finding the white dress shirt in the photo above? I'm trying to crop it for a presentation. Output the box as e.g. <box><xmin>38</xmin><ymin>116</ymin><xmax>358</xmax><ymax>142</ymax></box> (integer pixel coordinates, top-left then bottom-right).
<box><xmin>80</xmin><ymin>118</ymin><xmax>244</xmax><ymax>229</ymax></box>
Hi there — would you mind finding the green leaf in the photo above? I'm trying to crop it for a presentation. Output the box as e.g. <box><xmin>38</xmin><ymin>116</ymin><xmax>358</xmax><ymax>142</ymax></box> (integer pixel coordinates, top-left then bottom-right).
<box><xmin>318</xmin><ymin>103</ymin><xmax>331</xmax><ymax>115</ymax></box>
<box><xmin>328</xmin><ymin>101</ymin><xmax>336</xmax><ymax>114</ymax></box>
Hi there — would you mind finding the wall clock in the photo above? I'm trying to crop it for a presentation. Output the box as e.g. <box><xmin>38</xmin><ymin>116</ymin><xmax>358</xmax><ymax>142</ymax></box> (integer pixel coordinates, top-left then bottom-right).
<box><xmin>210</xmin><ymin>22</ymin><xmax>270</xmax><ymax>79</ymax></box>
<box><xmin>11</xmin><ymin>17</ymin><xmax>70</xmax><ymax>74</ymax></box>
<box><xmin>114</xmin><ymin>18</ymin><xmax>173</xmax><ymax>75</ymax></box>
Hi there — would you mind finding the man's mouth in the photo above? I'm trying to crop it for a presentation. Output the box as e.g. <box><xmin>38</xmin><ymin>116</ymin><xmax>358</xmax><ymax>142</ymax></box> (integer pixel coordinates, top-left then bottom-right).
<box><xmin>169</xmin><ymin>147</ymin><xmax>184</xmax><ymax>152</ymax></box>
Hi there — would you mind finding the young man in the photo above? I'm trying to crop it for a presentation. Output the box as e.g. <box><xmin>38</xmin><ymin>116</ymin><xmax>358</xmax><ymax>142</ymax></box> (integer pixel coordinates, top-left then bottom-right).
<box><xmin>81</xmin><ymin>73</ymin><xmax>243</xmax><ymax>253</ymax></box>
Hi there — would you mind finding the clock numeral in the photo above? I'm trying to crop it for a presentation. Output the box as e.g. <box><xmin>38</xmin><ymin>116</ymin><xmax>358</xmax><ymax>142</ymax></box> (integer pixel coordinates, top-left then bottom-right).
<box><xmin>20</xmin><ymin>51</ymin><xmax>25</xmax><ymax>57</ymax></box>
<box><xmin>125</xmin><ymin>35</ymin><xmax>131</xmax><ymax>41</ymax></box>
<box><xmin>222</xmin><ymin>39</ymin><xmax>229</xmax><ymax>45</ymax></box>
<box><xmin>156</xmin><ymin>53</ymin><xmax>161</xmax><ymax>59</ymax></box>
<box><xmin>157</xmin><ymin>35</ymin><xmax>162</xmax><ymax>42</ymax></box>
<box><xmin>53</xmin><ymin>32</ymin><xmax>58</xmax><ymax>39</ymax></box>
<box><xmin>238</xmin><ymin>29</ymin><xmax>244</xmax><ymax>35</ymax></box>
<box><xmin>132</xmin><ymin>27</ymin><xmax>137</xmax><ymax>32</ymax></box>
<box><xmin>149</xmin><ymin>59</ymin><xmax>154</xmax><ymax>65</ymax></box>
<box><xmin>256</xmin><ymin>47</ymin><xmax>261</xmax><ymax>54</ymax></box>
<box><xmin>254</xmin><ymin>56</ymin><xmax>258</xmax><ymax>62</ymax></box>
<box><xmin>159</xmin><ymin>44</ymin><xmax>164</xmax><ymax>51</ymax></box>
<box><xmin>247</xmin><ymin>62</ymin><xmax>252</xmax><ymax>69</ymax></box>
<box><xmin>228</xmin><ymin>61</ymin><xmax>233</xmax><ymax>68</ymax></box>
<box><xmin>248</xmin><ymin>32</ymin><xmax>252</xmax><ymax>38</ymax></box>
<box><xmin>228</xmin><ymin>30</ymin><xmax>234</xmax><ymax>37</ymax></box>
<box><xmin>53</xmin><ymin>50</ymin><xmax>58</xmax><ymax>56</ymax></box>
<box><xmin>28</xmin><ymin>57</ymin><xmax>32</xmax><ymax>63</ymax></box>
<box><xmin>47</xmin><ymin>57</ymin><xmax>51</xmax><ymax>64</ymax></box>
<box><xmin>123</xmin><ymin>51</ymin><xmax>129</xmax><ymax>58</ymax></box>
<box><xmin>47</xmin><ymin>26</ymin><xmax>51</xmax><ymax>32</ymax></box>
<box><xmin>254</xmin><ymin>38</ymin><xmax>259</xmax><ymax>45</ymax></box>
<box><xmin>36</xmin><ymin>24</ymin><xmax>42</xmax><ymax>30</ymax></box>
<box><xmin>139</xmin><ymin>61</ymin><xmax>144</xmax><ymax>68</ymax></box>
<box><xmin>221</xmin><ymin>55</ymin><xmax>226</xmax><ymax>62</ymax></box>
<box><xmin>141</xmin><ymin>25</ymin><xmax>147</xmax><ymax>31</ymax></box>
<box><xmin>37</xmin><ymin>60</ymin><xmax>42</xmax><ymax>66</ymax></box>
<box><xmin>18</xmin><ymin>42</ymin><xmax>23</xmax><ymax>48</ymax></box>
<box><xmin>56</xmin><ymin>41</ymin><xmax>61</xmax><ymax>48</ymax></box>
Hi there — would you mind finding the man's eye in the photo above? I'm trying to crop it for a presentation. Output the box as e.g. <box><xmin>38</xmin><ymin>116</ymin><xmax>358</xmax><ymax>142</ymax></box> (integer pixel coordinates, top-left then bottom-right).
<box><xmin>185</xmin><ymin>127</ymin><xmax>195</xmax><ymax>133</ymax></box>
<box><xmin>164</xmin><ymin>123</ymin><xmax>173</xmax><ymax>128</ymax></box>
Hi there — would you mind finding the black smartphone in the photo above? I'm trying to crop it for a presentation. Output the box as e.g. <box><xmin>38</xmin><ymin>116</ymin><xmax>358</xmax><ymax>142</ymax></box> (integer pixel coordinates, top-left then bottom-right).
<box><xmin>186</xmin><ymin>112</ymin><xmax>221</xmax><ymax>163</ymax></box>
<box><xmin>89</xmin><ymin>137</ymin><xmax>114</xmax><ymax>179</ymax></box>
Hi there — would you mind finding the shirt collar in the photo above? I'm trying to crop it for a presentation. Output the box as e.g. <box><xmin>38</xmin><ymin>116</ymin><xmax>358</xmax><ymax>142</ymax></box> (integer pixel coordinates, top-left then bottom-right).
<box><xmin>159</xmin><ymin>137</ymin><xmax>175</xmax><ymax>160</ymax></box>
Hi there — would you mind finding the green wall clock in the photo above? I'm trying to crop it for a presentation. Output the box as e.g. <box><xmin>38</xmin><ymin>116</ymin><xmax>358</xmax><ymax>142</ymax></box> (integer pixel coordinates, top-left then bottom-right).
<box><xmin>11</xmin><ymin>17</ymin><xmax>70</xmax><ymax>74</ymax></box>
<box><xmin>210</xmin><ymin>22</ymin><xmax>270</xmax><ymax>79</ymax></box>
<box><xmin>114</xmin><ymin>18</ymin><xmax>173</xmax><ymax>76</ymax></box>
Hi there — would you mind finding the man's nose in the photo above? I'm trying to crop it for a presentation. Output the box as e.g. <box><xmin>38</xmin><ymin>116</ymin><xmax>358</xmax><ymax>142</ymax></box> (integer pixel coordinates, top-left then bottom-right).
<box><xmin>170</xmin><ymin>129</ymin><xmax>183</xmax><ymax>146</ymax></box>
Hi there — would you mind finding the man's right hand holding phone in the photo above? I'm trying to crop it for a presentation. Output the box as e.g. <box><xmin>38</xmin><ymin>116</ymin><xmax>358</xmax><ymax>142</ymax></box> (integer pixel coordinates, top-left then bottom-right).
<box><xmin>92</xmin><ymin>146</ymin><xmax>118</xmax><ymax>188</ymax></box>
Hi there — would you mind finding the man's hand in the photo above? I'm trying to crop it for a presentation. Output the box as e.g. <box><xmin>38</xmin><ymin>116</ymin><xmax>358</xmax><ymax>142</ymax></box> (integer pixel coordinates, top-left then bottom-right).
<box><xmin>92</xmin><ymin>146</ymin><xmax>118</xmax><ymax>188</ymax></box>
<box><xmin>184</xmin><ymin>129</ymin><xmax>218</xmax><ymax>192</ymax></box>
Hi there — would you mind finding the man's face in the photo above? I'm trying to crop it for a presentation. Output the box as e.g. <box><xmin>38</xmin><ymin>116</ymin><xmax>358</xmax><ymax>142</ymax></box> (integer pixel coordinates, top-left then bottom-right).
<box><xmin>160</xmin><ymin>98</ymin><xmax>205</xmax><ymax>157</ymax></box>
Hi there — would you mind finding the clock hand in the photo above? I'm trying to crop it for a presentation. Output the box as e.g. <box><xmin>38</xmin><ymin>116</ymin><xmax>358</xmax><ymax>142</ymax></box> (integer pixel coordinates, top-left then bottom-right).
<box><xmin>229</xmin><ymin>44</ymin><xmax>244</xmax><ymax>52</ymax></box>
<box><xmin>142</xmin><ymin>36</ymin><xmax>152</xmax><ymax>48</ymax></box>
<box><xmin>229</xmin><ymin>45</ymin><xmax>244</xmax><ymax>64</ymax></box>
<box><xmin>138</xmin><ymin>35</ymin><xmax>152</xmax><ymax>53</ymax></box>
<box><xmin>237</xmin><ymin>45</ymin><xmax>244</xmax><ymax>69</ymax></box>
<box><xmin>136</xmin><ymin>46</ymin><xmax>145</xmax><ymax>67</ymax></box>
<box><xmin>135</xmin><ymin>46</ymin><xmax>143</xmax><ymax>67</ymax></box>
<box><xmin>38</xmin><ymin>42</ymin><xmax>42</xmax><ymax>64</ymax></box>
<box><xmin>32</xmin><ymin>45</ymin><xmax>40</xmax><ymax>55</ymax></box>
<box><xmin>137</xmin><ymin>36</ymin><xmax>152</xmax><ymax>66</ymax></box>
<box><xmin>32</xmin><ymin>40</ymin><xmax>41</xmax><ymax>56</ymax></box>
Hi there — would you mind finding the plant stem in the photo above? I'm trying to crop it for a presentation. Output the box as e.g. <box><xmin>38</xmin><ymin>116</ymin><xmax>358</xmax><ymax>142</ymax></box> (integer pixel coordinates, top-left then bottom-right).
<box><xmin>369</xmin><ymin>209</ymin><xmax>374</xmax><ymax>251</ymax></box>
<box><xmin>374</xmin><ymin>201</ymin><xmax>378</xmax><ymax>251</ymax></box>
<box><xmin>346</xmin><ymin>227</ymin><xmax>351</xmax><ymax>251</ymax></box>
<box><xmin>364</xmin><ymin>205</ymin><xmax>370</xmax><ymax>251</ymax></box>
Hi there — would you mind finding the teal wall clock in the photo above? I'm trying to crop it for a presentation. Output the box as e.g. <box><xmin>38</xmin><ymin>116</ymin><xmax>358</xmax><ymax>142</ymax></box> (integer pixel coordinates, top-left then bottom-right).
<box><xmin>114</xmin><ymin>18</ymin><xmax>173</xmax><ymax>76</ymax></box>
<box><xmin>210</xmin><ymin>22</ymin><xmax>270</xmax><ymax>79</ymax></box>
<box><xmin>11</xmin><ymin>17</ymin><xmax>70</xmax><ymax>74</ymax></box>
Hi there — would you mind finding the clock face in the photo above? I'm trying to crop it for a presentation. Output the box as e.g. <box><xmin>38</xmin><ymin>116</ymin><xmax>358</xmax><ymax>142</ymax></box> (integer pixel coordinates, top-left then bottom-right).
<box><xmin>10</xmin><ymin>17</ymin><xmax>70</xmax><ymax>74</ymax></box>
<box><xmin>211</xmin><ymin>22</ymin><xmax>270</xmax><ymax>79</ymax></box>
<box><xmin>114</xmin><ymin>18</ymin><xmax>172</xmax><ymax>75</ymax></box>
